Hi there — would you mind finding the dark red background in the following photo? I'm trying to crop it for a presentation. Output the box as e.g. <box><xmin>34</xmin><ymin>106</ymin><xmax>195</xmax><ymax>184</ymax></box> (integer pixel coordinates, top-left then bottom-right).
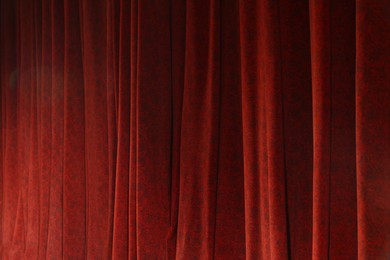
<box><xmin>1</xmin><ymin>0</ymin><xmax>389</xmax><ymax>259</ymax></box>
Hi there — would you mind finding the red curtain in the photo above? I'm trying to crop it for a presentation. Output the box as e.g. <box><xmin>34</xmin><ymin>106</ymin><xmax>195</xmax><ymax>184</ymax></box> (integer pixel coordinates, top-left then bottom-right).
<box><xmin>1</xmin><ymin>0</ymin><xmax>389</xmax><ymax>259</ymax></box>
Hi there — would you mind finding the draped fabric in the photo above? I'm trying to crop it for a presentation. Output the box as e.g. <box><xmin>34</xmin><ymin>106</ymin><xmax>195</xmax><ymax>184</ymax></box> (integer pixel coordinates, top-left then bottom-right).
<box><xmin>1</xmin><ymin>0</ymin><xmax>389</xmax><ymax>259</ymax></box>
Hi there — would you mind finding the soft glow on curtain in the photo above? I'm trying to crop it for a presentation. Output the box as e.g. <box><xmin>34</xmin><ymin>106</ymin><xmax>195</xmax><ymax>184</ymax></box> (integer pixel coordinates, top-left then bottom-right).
<box><xmin>1</xmin><ymin>0</ymin><xmax>389</xmax><ymax>259</ymax></box>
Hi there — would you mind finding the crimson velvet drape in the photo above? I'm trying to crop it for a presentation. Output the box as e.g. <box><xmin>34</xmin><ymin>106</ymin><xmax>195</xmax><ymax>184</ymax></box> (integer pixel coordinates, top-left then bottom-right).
<box><xmin>1</xmin><ymin>0</ymin><xmax>389</xmax><ymax>259</ymax></box>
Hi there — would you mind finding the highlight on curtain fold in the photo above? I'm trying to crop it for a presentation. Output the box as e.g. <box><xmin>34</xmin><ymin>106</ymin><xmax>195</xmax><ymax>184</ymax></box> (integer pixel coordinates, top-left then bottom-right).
<box><xmin>0</xmin><ymin>0</ymin><xmax>389</xmax><ymax>259</ymax></box>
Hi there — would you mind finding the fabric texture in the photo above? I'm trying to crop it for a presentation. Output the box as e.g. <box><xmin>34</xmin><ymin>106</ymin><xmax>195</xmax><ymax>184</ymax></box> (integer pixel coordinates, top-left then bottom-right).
<box><xmin>1</xmin><ymin>0</ymin><xmax>389</xmax><ymax>259</ymax></box>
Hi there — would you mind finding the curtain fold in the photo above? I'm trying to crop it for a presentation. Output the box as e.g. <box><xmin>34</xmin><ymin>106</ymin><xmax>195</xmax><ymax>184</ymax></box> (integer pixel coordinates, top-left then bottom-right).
<box><xmin>1</xmin><ymin>0</ymin><xmax>389</xmax><ymax>259</ymax></box>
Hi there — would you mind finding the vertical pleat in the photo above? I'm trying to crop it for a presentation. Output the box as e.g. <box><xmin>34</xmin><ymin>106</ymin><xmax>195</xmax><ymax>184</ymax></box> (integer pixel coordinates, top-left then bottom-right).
<box><xmin>258</xmin><ymin>1</ymin><xmax>290</xmax><ymax>259</ymax></box>
<box><xmin>80</xmin><ymin>0</ymin><xmax>110</xmax><ymax>257</ymax></box>
<box><xmin>38</xmin><ymin>0</ymin><xmax>52</xmax><ymax>258</ymax></box>
<box><xmin>0</xmin><ymin>0</ymin><xmax>18</xmax><ymax>258</ymax></box>
<box><xmin>238</xmin><ymin>0</ymin><xmax>264</xmax><ymax>258</ymax></box>
<box><xmin>310</xmin><ymin>0</ymin><xmax>357</xmax><ymax>259</ymax></box>
<box><xmin>128</xmin><ymin>0</ymin><xmax>138</xmax><ymax>258</ymax></box>
<box><xmin>135</xmin><ymin>0</ymin><xmax>172</xmax><ymax>258</ymax></box>
<box><xmin>46</xmin><ymin>0</ymin><xmax>64</xmax><ymax>258</ymax></box>
<box><xmin>63</xmin><ymin>0</ymin><xmax>86</xmax><ymax>258</ymax></box>
<box><xmin>105</xmin><ymin>0</ymin><xmax>119</xmax><ymax>258</ymax></box>
<box><xmin>166</xmin><ymin>0</ymin><xmax>186</xmax><ymax>259</ymax></box>
<box><xmin>356</xmin><ymin>0</ymin><xmax>390</xmax><ymax>259</ymax></box>
<box><xmin>277</xmin><ymin>1</ymin><xmax>313</xmax><ymax>259</ymax></box>
<box><xmin>112</xmin><ymin>0</ymin><xmax>130</xmax><ymax>259</ymax></box>
<box><xmin>175</xmin><ymin>0</ymin><xmax>221</xmax><ymax>259</ymax></box>
<box><xmin>309</xmin><ymin>1</ymin><xmax>333</xmax><ymax>258</ymax></box>
<box><xmin>213</xmin><ymin>0</ymin><xmax>245</xmax><ymax>258</ymax></box>
<box><xmin>19</xmin><ymin>0</ymin><xmax>40</xmax><ymax>257</ymax></box>
<box><xmin>326</xmin><ymin>1</ymin><xmax>357</xmax><ymax>259</ymax></box>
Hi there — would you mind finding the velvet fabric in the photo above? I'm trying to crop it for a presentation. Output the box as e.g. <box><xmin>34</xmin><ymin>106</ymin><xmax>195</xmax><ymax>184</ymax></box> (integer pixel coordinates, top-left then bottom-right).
<box><xmin>1</xmin><ymin>0</ymin><xmax>389</xmax><ymax>259</ymax></box>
